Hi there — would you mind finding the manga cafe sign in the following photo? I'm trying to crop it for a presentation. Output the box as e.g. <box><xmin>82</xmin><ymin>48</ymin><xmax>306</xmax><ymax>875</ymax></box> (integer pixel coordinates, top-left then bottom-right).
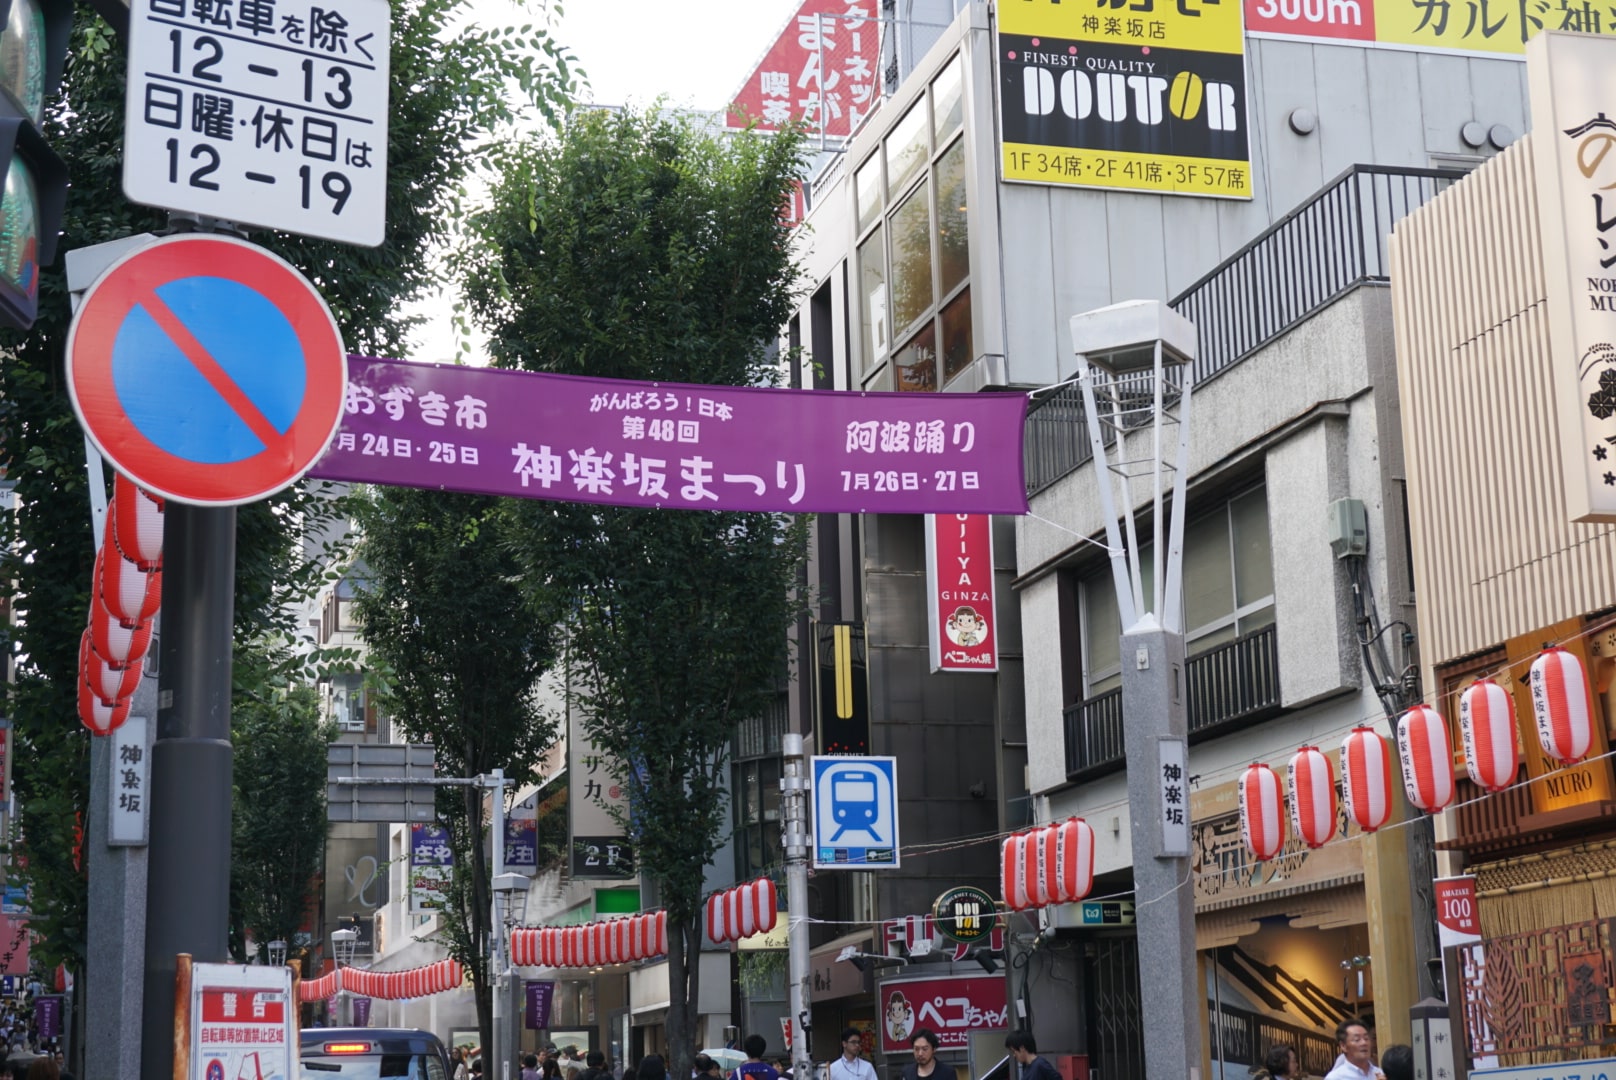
<box><xmin>926</xmin><ymin>514</ymin><xmax>998</xmax><ymax>672</ymax></box>
<box><xmin>877</xmin><ymin>974</ymin><xmax>1009</xmax><ymax>1054</ymax></box>
<box><xmin>1527</xmin><ymin>32</ymin><xmax>1616</xmax><ymax>523</ymax></box>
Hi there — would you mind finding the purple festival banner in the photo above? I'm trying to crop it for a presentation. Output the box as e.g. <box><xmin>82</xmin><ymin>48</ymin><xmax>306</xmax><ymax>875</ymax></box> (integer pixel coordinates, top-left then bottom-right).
<box><xmin>524</xmin><ymin>980</ymin><xmax>555</xmax><ymax>1030</ymax></box>
<box><xmin>309</xmin><ymin>358</ymin><xmax>1029</xmax><ymax>514</ymax></box>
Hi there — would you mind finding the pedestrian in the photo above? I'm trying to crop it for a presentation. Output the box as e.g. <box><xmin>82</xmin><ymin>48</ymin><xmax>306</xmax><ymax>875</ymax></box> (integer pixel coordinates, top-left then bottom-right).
<box><xmin>902</xmin><ymin>1030</ymin><xmax>942</xmax><ymax>1080</ymax></box>
<box><xmin>1254</xmin><ymin>1044</ymin><xmax>1302</xmax><ymax>1079</ymax></box>
<box><xmin>1378</xmin><ymin>1046</ymin><xmax>1413</xmax><ymax>1080</ymax></box>
<box><xmin>452</xmin><ymin>1047</ymin><xmax>471</xmax><ymax>1080</ymax></box>
<box><xmin>1323</xmin><ymin>1020</ymin><xmax>1383</xmax><ymax>1080</ymax></box>
<box><xmin>582</xmin><ymin>1049</ymin><xmax>610</xmax><ymax>1080</ymax></box>
<box><xmin>829</xmin><ymin>1028</ymin><xmax>876</xmax><ymax>1080</ymax></box>
<box><xmin>1003</xmin><ymin>1033</ymin><xmax>1059</xmax><ymax>1080</ymax></box>
<box><xmin>563</xmin><ymin>1045</ymin><xmax>587</xmax><ymax>1079</ymax></box>
<box><xmin>694</xmin><ymin>1055</ymin><xmax>724</xmax><ymax>1080</ymax></box>
<box><xmin>523</xmin><ymin>1053</ymin><xmax>543</xmax><ymax>1080</ymax></box>
<box><xmin>734</xmin><ymin>1035</ymin><xmax>780</xmax><ymax>1080</ymax></box>
<box><xmin>622</xmin><ymin>1060</ymin><xmax>640</xmax><ymax>1080</ymax></box>
<box><xmin>23</xmin><ymin>1062</ymin><xmax>55</xmax><ymax>1080</ymax></box>
<box><xmin>471</xmin><ymin>1058</ymin><xmax>484</xmax><ymax>1078</ymax></box>
<box><xmin>542</xmin><ymin>1055</ymin><xmax>565</xmax><ymax>1080</ymax></box>
<box><xmin>640</xmin><ymin>1054</ymin><xmax>669</xmax><ymax>1080</ymax></box>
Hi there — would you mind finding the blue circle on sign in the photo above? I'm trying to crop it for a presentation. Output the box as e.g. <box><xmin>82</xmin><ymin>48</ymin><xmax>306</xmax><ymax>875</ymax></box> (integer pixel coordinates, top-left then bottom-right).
<box><xmin>111</xmin><ymin>276</ymin><xmax>307</xmax><ymax>465</ymax></box>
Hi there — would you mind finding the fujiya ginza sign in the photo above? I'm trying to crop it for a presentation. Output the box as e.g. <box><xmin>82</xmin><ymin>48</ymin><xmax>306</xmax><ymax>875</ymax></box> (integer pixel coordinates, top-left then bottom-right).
<box><xmin>1528</xmin><ymin>31</ymin><xmax>1616</xmax><ymax>523</ymax></box>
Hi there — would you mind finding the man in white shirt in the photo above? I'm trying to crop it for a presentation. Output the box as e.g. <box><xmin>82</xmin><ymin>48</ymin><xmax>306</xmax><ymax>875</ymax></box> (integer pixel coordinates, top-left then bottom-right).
<box><xmin>1324</xmin><ymin>1019</ymin><xmax>1385</xmax><ymax>1080</ymax></box>
<box><xmin>827</xmin><ymin>1028</ymin><xmax>876</xmax><ymax>1080</ymax></box>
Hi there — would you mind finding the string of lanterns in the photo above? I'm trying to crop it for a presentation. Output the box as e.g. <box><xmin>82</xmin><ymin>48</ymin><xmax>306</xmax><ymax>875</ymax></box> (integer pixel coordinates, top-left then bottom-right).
<box><xmin>509</xmin><ymin>912</ymin><xmax>668</xmax><ymax>968</ymax></box>
<box><xmin>1237</xmin><ymin>645</ymin><xmax>1596</xmax><ymax>860</ymax></box>
<box><xmin>296</xmin><ymin>958</ymin><xmax>465</xmax><ymax>1002</ymax></box>
<box><xmin>1000</xmin><ymin>817</ymin><xmax>1095</xmax><ymax>910</ymax></box>
<box><xmin>705</xmin><ymin>877</ymin><xmax>778</xmax><ymax>944</ymax></box>
<box><xmin>78</xmin><ymin>477</ymin><xmax>165</xmax><ymax>735</ymax></box>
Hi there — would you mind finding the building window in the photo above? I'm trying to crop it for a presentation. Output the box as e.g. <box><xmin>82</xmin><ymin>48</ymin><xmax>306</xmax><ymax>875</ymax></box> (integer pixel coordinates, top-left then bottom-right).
<box><xmin>855</xmin><ymin>52</ymin><xmax>971</xmax><ymax>388</ymax></box>
<box><xmin>732</xmin><ymin>755</ymin><xmax>783</xmax><ymax>881</ymax></box>
<box><xmin>1079</xmin><ymin>486</ymin><xmax>1275</xmax><ymax>697</ymax></box>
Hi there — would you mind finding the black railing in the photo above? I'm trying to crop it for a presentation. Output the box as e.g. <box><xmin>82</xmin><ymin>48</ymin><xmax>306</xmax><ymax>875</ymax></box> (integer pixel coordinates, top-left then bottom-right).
<box><xmin>1208</xmin><ymin>1001</ymin><xmax>1338</xmax><ymax>1077</ymax></box>
<box><xmin>1024</xmin><ymin>164</ymin><xmax>1465</xmax><ymax>499</ymax></box>
<box><xmin>1063</xmin><ymin>624</ymin><xmax>1283</xmax><ymax>780</ymax></box>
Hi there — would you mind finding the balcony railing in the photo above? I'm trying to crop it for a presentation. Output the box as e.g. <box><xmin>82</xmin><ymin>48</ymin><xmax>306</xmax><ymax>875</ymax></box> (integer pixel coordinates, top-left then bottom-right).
<box><xmin>1025</xmin><ymin>164</ymin><xmax>1466</xmax><ymax>499</ymax></box>
<box><xmin>1063</xmin><ymin>624</ymin><xmax>1283</xmax><ymax>780</ymax></box>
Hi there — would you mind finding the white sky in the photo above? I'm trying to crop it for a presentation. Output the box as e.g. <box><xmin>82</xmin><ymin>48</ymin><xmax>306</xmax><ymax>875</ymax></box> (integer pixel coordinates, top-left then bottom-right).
<box><xmin>403</xmin><ymin>0</ymin><xmax>802</xmax><ymax>362</ymax></box>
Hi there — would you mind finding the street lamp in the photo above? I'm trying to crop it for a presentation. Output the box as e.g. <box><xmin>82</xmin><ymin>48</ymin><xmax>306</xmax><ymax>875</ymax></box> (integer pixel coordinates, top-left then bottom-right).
<box><xmin>1071</xmin><ymin>299</ymin><xmax>1199</xmax><ymax>1080</ymax></box>
<box><xmin>267</xmin><ymin>939</ymin><xmax>288</xmax><ymax>967</ymax></box>
<box><xmin>331</xmin><ymin>927</ymin><xmax>359</xmax><ymax>1027</ymax></box>
<box><xmin>492</xmin><ymin>871</ymin><xmax>530</xmax><ymax>1080</ymax></box>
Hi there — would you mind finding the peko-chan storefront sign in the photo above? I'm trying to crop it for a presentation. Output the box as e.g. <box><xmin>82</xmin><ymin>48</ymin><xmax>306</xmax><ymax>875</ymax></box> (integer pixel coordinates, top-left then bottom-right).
<box><xmin>877</xmin><ymin>974</ymin><xmax>1009</xmax><ymax>1054</ymax></box>
<box><xmin>312</xmin><ymin>358</ymin><xmax>1028</xmax><ymax>515</ymax></box>
<box><xmin>926</xmin><ymin>514</ymin><xmax>997</xmax><ymax>672</ymax></box>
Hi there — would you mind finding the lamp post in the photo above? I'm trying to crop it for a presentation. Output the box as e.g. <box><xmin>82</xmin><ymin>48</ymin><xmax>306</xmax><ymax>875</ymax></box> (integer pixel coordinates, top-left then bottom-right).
<box><xmin>331</xmin><ymin>927</ymin><xmax>359</xmax><ymax>1027</ymax></box>
<box><xmin>267</xmin><ymin>940</ymin><xmax>288</xmax><ymax>968</ymax></box>
<box><xmin>494</xmin><ymin>871</ymin><xmax>530</xmax><ymax>1080</ymax></box>
<box><xmin>1071</xmin><ymin>299</ymin><xmax>1201</xmax><ymax>1080</ymax></box>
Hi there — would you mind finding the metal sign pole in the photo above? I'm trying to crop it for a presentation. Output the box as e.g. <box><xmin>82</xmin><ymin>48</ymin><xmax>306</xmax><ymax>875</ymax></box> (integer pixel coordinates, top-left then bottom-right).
<box><xmin>780</xmin><ymin>735</ymin><xmax>812</xmax><ymax>1080</ymax></box>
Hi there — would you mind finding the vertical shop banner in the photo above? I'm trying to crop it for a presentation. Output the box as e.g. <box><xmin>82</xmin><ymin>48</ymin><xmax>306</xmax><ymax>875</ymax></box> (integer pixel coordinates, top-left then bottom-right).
<box><xmin>409</xmin><ymin>823</ymin><xmax>453</xmax><ymax>914</ymax></box>
<box><xmin>352</xmin><ymin>996</ymin><xmax>372</xmax><ymax>1027</ymax></box>
<box><xmin>569</xmin><ymin>714</ymin><xmax>635</xmax><ymax>880</ymax></box>
<box><xmin>816</xmin><ymin>622</ymin><xmax>871</xmax><ymax>754</ymax></box>
<box><xmin>1527</xmin><ymin>32</ymin><xmax>1616</xmax><ymax>523</ymax></box>
<box><xmin>926</xmin><ymin>514</ymin><xmax>997</xmax><ymax>672</ymax></box>
<box><xmin>998</xmin><ymin>0</ymin><xmax>1252</xmax><ymax>198</ymax></box>
<box><xmin>0</xmin><ymin>720</ymin><xmax>10</xmax><ymax>810</ymax></box>
<box><xmin>506</xmin><ymin>790</ymin><xmax>539</xmax><ymax>874</ymax></box>
<box><xmin>34</xmin><ymin>996</ymin><xmax>60</xmax><ymax>1040</ymax></box>
<box><xmin>0</xmin><ymin>913</ymin><xmax>28</xmax><ymax>977</ymax></box>
<box><xmin>727</xmin><ymin>0</ymin><xmax>882</xmax><ymax>141</ymax></box>
<box><xmin>525</xmin><ymin>981</ymin><xmax>556</xmax><ymax>1029</ymax></box>
<box><xmin>190</xmin><ymin>964</ymin><xmax>296</xmax><ymax>1080</ymax></box>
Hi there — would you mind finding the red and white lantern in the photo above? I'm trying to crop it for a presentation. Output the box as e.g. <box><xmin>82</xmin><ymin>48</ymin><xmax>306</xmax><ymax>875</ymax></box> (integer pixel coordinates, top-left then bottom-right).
<box><xmin>94</xmin><ymin>544</ymin><xmax>163</xmax><ymax>627</ymax></box>
<box><xmin>1396</xmin><ymin>706</ymin><xmax>1456</xmax><ymax>813</ymax></box>
<box><xmin>89</xmin><ymin>604</ymin><xmax>154</xmax><ymax>666</ymax></box>
<box><xmin>1341</xmin><ymin>727</ymin><xmax>1395</xmax><ymax>833</ymax></box>
<box><xmin>80</xmin><ymin>629</ymin><xmax>141</xmax><ymax>704</ymax></box>
<box><xmin>1000</xmin><ymin>830</ymin><xmax>1031</xmax><ymax>911</ymax></box>
<box><xmin>1053</xmin><ymin>818</ymin><xmax>1095</xmax><ymax>903</ymax></box>
<box><xmin>78</xmin><ymin>678</ymin><xmax>130</xmax><ymax>735</ymax></box>
<box><xmin>1530</xmin><ymin>647</ymin><xmax>1595</xmax><ymax>765</ymax></box>
<box><xmin>1460</xmin><ymin>678</ymin><xmax>1520</xmax><ymax>793</ymax></box>
<box><xmin>1238</xmin><ymin>763</ymin><xmax>1285</xmax><ymax>861</ymax></box>
<box><xmin>999</xmin><ymin>819</ymin><xmax>1094</xmax><ymax>910</ymax></box>
<box><xmin>1288</xmin><ymin>746</ymin><xmax>1337</xmax><ymax>849</ymax></box>
<box><xmin>111</xmin><ymin>478</ymin><xmax>165</xmax><ymax>572</ymax></box>
<box><xmin>653</xmin><ymin>911</ymin><xmax>667</xmax><ymax>957</ymax></box>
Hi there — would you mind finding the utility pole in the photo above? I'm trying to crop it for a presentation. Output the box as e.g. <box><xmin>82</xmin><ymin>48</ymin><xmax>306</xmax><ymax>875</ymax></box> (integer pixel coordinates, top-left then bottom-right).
<box><xmin>780</xmin><ymin>734</ymin><xmax>813</xmax><ymax>1080</ymax></box>
<box><xmin>488</xmin><ymin>769</ymin><xmax>511</xmax><ymax>1080</ymax></box>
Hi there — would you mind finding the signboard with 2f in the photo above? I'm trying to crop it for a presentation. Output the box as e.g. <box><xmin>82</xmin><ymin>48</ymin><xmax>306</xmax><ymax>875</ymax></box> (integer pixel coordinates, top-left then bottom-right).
<box><xmin>122</xmin><ymin>0</ymin><xmax>390</xmax><ymax>245</ymax></box>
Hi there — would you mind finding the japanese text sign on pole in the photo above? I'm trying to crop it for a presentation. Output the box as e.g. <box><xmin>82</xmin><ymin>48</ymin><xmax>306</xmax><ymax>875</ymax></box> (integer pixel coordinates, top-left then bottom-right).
<box><xmin>926</xmin><ymin>514</ymin><xmax>997</xmax><ymax>673</ymax></box>
<box><xmin>122</xmin><ymin>0</ymin><xmax>389</xmax><ymax>245</ymax></box>
<box><xmin>997</xmin><ymin>0</ymin><xmax>1252</xmax><ymax>199</ymax></box>
<box><xmin>66</xmin><ymin>235</ymin><xmax>347</xmax><ymax>506</ymax></box>
<box><xmin>1158</xmin><ymin>737</ymin><xmax>1189</xmax><ymax>856</ymax></box>
<box><xmin>311</xmin><ymin>357</ymin><xmax>1029</xmax><ymax>515</ymax></box>
<box><xmin>569</xmin><ymin>716</ymin><xmax>634</xmax><ymax>880</ymax></box>
<box><xmin>108</xmin><ymin>715</ymin><xmax>151</xmax><ymax>846</ymax></box>
<box><xmin>1527</xmin><ymin>32</ymin><xmax>1616</xmax><ymax>523</ymax></box>
<box><xmin>811</xmin><ymin>756</ymin><xmax>899</xmax><ymax>869</ymax></box>
<box><xmin>409</xmin><ymin>823</ymin><xmax>452</xmax><ymax>914</ymax></box>
<box><xmin>188</xmin><ymin>963</ymin><xmax>295</xmax><ymax>1080</ymax></box>
<box><xmin>726</xmin><ymin>0</ymin><xmax>881</xmax><ymax>142</ymax></box>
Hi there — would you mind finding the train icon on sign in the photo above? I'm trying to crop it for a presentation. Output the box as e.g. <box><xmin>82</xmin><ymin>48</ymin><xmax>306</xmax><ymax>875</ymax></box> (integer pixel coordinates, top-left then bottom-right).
<box><xmin>811</xmin><ymin>756</ymin><xmax>899</xmax><ymax>869</ymax></box>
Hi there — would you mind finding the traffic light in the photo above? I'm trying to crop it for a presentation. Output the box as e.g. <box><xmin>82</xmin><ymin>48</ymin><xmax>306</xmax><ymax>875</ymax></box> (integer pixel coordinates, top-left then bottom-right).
<box><xmin>0</xmin><ymin>0</ymin><xmax>69</xmax><ymax>330</ymax></box>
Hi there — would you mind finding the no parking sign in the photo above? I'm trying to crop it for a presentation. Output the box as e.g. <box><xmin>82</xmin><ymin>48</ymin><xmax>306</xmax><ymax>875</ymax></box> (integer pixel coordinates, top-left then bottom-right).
<box><xmin>66</xmin><ymin>234</ymin><xmax>347</xmax><ymax>506</ymax></box>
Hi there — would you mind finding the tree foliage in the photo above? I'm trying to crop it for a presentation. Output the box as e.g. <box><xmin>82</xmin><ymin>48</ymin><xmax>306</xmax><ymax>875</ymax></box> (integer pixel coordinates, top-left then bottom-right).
<box><xmin>0</xmin><ymin>0</ymin><xmax>577</xmax><ymax>972</ymax></box>
<box><xmin>350</xmin><ymin>486</ymin><xmax>560</xmax><ymax>1057</ymax></box>
<box><xmin>460</xmin><ymin>106</ymin><xmax>808</xmax><ymax>1072</ymax></box>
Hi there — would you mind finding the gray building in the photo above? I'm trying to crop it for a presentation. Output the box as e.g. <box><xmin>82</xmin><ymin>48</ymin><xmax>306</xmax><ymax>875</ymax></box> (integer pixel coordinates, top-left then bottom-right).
<box><xmin>778</xmin><ymin>0</ymin><xmax>1533</xmax><ymax>1075</ymax></box>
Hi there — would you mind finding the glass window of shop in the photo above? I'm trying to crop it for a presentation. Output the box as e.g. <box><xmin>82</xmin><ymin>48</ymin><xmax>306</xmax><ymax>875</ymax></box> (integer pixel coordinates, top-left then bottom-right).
<box><xmin>854</xmin><ymin>53</ymin><xmax>971</xmax><ymax>390</ymax></box>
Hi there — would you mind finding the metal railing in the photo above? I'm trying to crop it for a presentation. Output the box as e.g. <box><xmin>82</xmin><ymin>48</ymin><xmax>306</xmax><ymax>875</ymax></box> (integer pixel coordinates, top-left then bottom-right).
<box><xmin>1024</xmin><ymin>164</ymin><xmax>1466</xmax><ymax>499</ymax></box>
<box><xmin>1064</xmin><ymin>624</ymin><xmax>1283</xmax><ymax>780</ymax></box>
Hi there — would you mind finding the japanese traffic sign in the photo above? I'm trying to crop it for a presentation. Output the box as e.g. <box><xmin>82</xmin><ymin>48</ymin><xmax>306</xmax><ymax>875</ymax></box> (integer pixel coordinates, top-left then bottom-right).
<box><xmin>66</xmin><ymin>234</ymin><xmax>347</xmax><ymax>506</ymax></box>
<box><xmin>811</xmin><ymin>755</ymin><xmax>899</xmax><ymax>869</ymax></box>
<box><xmin>187</xmin><ymin>963</ymin><xmax>295</xmax><ymax>1080</ymax></box>
<box><xmin>122</xmin><ymin>0</ymin><xmax>389</xmax><ymax>246</ymax></box>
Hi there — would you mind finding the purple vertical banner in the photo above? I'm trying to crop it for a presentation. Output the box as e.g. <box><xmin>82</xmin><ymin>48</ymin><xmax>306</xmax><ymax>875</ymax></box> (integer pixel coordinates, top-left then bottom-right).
<box><xmin>34</xmin><ymin>995</ymin><xmax>61</xmax><ymax>1039</ymax></box>
<box><xmin>504</xmin><ymin>818</ymin><xmax>537</xmax><ymax>872</ymax></box>
<box><xmin>352</xmin><ymin>997</ymin><xmax>372</xmax><ymax>1027</ymax></box>
<box><xmin>524</xmin><ymin>980</ymin><xmax>555</xmax><ymax>1030</ymax></box>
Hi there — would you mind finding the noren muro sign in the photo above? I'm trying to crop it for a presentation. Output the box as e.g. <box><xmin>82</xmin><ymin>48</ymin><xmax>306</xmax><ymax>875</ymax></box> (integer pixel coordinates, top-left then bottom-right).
<box><xmin>1527</xmin><ymin>32</ymin><xmax>1616</xmax><ymax>523</ymax></box>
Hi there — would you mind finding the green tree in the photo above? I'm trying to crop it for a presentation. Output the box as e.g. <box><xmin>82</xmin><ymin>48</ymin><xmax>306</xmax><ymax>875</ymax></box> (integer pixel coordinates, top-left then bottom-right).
<box><xmin>0</xmin><ymin>0</ymin><xmax>577</xmax><ymax>978</ymax></box>
<box><xmin>460</xmin><ymin>106</ymin><xmax>808</xmax><ymax>1072</ymax></box>
<box><xmin>229</xmin><ymin>657</ymin><xmax>337</xmax><ymax>962</ymax></box>
<box><xmin>351</xmin><ymin>486</ymin><xmax>560</xmax><ymax>1059</ymax></box>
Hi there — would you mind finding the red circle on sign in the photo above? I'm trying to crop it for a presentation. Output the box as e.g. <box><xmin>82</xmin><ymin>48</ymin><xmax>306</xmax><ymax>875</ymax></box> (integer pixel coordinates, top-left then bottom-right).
<box><xmin>66</xmin><ymin>235</ymin><xmax>346</xmax><ymax>506</ymax></box>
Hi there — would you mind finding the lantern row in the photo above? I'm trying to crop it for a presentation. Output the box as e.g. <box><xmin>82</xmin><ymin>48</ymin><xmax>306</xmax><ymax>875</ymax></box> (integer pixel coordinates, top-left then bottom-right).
<box><xmin>705</xmin><ymin>877</ymin><xmax>778</xmax><ymax>944</ymax></box>
<box><xmin>1238</xmin><ymin>647</ymin><xmax>1597</xmax><ymax>860</ymax></box>
<box><xmin>509</xmin><ymin>912</ymin><xmax>668</xmax><ymax>968</ymax></box>
<box><xmin>296</xmin><ymin>958</ymin><xmax>466</xmax><ymax>1003</ymax></box>
<box><xmin>1000</xmin><ymin>817</ymin><xmax>1096</xmax><ymax>911</ymax></box>
<box><xmin>77</xmin><ymin>477</ymin><xmax>165</xmax><ymax>735</ymax></box>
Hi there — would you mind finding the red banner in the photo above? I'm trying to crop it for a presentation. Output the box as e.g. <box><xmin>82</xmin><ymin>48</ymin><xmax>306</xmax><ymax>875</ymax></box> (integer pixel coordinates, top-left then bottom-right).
<box><xmin>726</xmin><ymin>0</ymin><xmax>881</xmax><ymax>141</ymax></box>
<box><xmin>877</xmin><ymin>975</ymin><xmax>1009</xmax><ymax>1054</ymax></box>
<box><xmin>927</xmin><ymin>514</ymin><xmax>997</xmax><ymax>672</ymax></box>
<box><xmin>1434</xmin><ymin>875</ymin><xmax>1480</xmax><ymax>938</ymax></box>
